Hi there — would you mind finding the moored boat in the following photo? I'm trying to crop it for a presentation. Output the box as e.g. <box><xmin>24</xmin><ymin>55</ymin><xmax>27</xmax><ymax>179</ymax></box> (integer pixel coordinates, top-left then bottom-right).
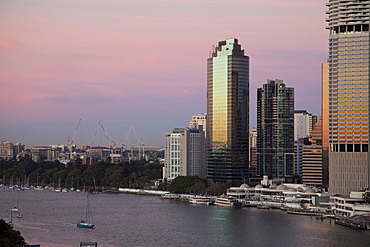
<box><xmin>77</xmin><ymin>220</ymin><xmax>95</xmax><ymax>229</ymax></box>
<box><xmin>189</xmin><ymin>196</ymin><xmax>214</xmax><ymax>205</ymax></box>
<box><xmin>77</xmin><ymin>193</ymin><xmax>95</xmax><ymax>229</ymax></box>
<box><xmin>215</xmin><ymin>196</ymin><xmax>242</xmax><ymax>208</ymax></box>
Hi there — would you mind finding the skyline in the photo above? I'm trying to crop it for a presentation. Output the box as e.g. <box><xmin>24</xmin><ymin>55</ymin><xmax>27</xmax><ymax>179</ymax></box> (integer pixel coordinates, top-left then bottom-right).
<box><xmin>0</xmin><ymin>0</ymin><xmax>328</xmax><ymax>148</ymax></box>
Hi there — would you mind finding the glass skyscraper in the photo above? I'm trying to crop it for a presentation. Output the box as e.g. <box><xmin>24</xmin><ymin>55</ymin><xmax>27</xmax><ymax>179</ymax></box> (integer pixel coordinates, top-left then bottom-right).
<box><xmin>326</xmin><ymin>0</ymin><xmax>370</xmax><ymax>195</ymax></box>
<box><xmin>257</xmin><ymin>79</ymin><xmax>294</xmax><ymax>180</ymax></box>
<box><xmin>207</xmin><ymin>38</ymin><xmax>249</xmax><ymax>183</ymax></box>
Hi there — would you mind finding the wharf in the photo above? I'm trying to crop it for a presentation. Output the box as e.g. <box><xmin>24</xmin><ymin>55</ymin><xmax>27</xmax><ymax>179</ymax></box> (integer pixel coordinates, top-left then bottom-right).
<box><xmin>334</xmin><ymin>215</ymin><xmax>370</xmax><ymax>230</ymax></box>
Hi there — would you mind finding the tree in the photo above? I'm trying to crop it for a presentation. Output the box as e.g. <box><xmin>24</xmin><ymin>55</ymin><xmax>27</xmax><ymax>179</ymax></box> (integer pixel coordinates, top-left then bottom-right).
<box><xmin>0</xmin><ymin>219</ymin><xmax>27</xmax><ymax>247</ymax></box>
<box><xmin>168</xmin><ymin>176</ymin><xmax>206</xmax><ymax>193</ymax></box>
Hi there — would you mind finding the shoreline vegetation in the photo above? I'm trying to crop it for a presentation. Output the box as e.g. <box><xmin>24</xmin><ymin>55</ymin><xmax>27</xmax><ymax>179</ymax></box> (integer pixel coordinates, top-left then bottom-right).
<box><xmin>0</xmin><ymin>158</ymin><xmax>248</xmax><ymax>195</ymax></box>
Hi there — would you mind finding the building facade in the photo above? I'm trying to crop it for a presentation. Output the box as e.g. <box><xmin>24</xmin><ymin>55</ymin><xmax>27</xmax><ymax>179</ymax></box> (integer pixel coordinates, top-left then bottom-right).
<box><xmin>249</xmin><ymin>128</ymin><xmax>257</xmax><ymax>177</ymax></box>
<box><xmin>189</xmin><ymin>113</ymin><xmax>207</xmax><ymax>136</ymax></box>
<box><xmin>321</xmin><ymin>63</ymin><xmax>329</xmax><ymax>189</ymax></box>
<box><xmin>294</xmin><ymin>110</ymin><xmax>317</xmax><ymax>140</ymax></box>
<box><xmin>0</xmin><ymin>141</ymin><xmax>24</xmax><ymax>160</ymax></box>
<box><xmin>207</xmin><ymin>38</ymin><xmax>250</xmax><ymax>182</ymax></box>
<box><xmin>302</xmin><ymin>119</ymin><xmax>324</xmax><ymax>187</ymax></box>
<box><xmin>163</xmin><ymin>128</ymin><xmax>206</xmax><ymax>180</ymax></box>
<box><xmin>0</xmin><ymin>141</ymin><xmax>14</xmax><ymax>160</ymax></box>
<box><xmin>257</xmin><ymin>79</ymin><xmax>294</xmax><ymax>180</ymax></box>
<box><xmin>326</xmin><ymin>0</ymin><xmax>370</xmax><ymax>195</ymax></box>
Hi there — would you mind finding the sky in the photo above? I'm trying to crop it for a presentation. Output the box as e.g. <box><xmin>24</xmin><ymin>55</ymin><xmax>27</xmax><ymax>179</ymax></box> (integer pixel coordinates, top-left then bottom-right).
<box><xmin>0</xmin><ymin>0</ymin><xmax>328</xmax><ymax>148</ymax></box>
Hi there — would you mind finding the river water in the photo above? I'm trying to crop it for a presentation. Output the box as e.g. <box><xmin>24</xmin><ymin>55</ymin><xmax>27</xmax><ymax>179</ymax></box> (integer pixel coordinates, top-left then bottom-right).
<box><xmin>1</xmin><ymin>189</ymin><xmax>369</xmax><ymax>247</ymax></box>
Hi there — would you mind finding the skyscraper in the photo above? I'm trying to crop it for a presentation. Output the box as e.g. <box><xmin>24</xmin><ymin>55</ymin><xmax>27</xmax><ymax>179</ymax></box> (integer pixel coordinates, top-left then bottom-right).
<box><xmin>326</xmin><ymin>0</ymin><xmax>370</xmax><ymax>195</ymax></box>
<box><xmin>207</xmin><ymin>38</ymin><xmax>249</xmax><ymax>183</ymax></box>
<box><xmin>257</xmin><ymin>79</ymin><xmax>294</xmax><ymax>180</ymax></box>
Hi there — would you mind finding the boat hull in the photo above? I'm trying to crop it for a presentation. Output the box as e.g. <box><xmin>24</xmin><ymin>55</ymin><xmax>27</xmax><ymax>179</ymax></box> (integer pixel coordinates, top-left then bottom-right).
<box><xmin>77</xmin><ymin>222</ymin><xmax>95</xmax><ymax>229</ymax></box>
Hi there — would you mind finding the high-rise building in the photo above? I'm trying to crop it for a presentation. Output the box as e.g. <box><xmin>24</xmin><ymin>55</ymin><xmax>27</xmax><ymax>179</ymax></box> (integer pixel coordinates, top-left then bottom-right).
<box><xmin>257</xmin><ymin>79</ymin><xmax>294</xmax><ymax>180</ymax></box>
<box><xmin>207</xmin><ymin>38</ymin><xmax>249</xmax><ymax>183</ymax></box>
<box><xmin>326</xmin><ymin>0</ymin><xmax>370</xmax><ymax>195</ymax></box>
<box><xmin>189</xmin><ymin>113</ymin><xmax>207</xmax><ymax>136</ymax></box>
<box><xmin>293</xmin><ymin>110</ymin><xmax>317</xmax><ymax>180</ymax></box>
<box><xmin>163</xmin><ymin>128</ymin><xmax>206</xmax><ymax>180</ymax></box>
<box><xmin>294</xmin><ymin>110</ymin><xmax>317</xmax><ymax>140</ymax></box>
<box><xmin>321</xmin><ymin>63</ymin><xmax>329</xmax><ymax>188</ymax></box>
<box><xmin>0</xmin><ymin>141</ymin><xmax>14</xmax><ymax>160</ymax></box>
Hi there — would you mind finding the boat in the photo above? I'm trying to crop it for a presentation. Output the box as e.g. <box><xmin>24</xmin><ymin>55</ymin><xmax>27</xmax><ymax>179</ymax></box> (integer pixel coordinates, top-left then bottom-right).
<box><xmin>189</xmin><ymin>196</ymin><xmax>214</xmax><ymax>205</ymax></box>
<box><xmin>214</xmin><ymin>196</ymin><xmax>242</xmax><ymax>208</ymax></box>
<box><xmin>16</xmin><ymin>199</ymin><xmax>23</xmax><ymax>218</ymax></box>
<box><xmin>287</xmin><ymin>208</ymin><xmax>323</xmax><ymax>216</ymax></box>
<box><xmin>77</xmin><ymin>193</ymin><xmax>95</xmax><ymax>229</ymax></box>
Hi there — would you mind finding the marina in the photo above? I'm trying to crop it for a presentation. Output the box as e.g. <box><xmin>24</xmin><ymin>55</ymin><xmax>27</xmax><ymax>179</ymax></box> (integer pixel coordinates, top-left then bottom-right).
<box><xmin>1</xmin><ymin>187</ymin><xmax>370</xmax><ymax>246</ymax></box>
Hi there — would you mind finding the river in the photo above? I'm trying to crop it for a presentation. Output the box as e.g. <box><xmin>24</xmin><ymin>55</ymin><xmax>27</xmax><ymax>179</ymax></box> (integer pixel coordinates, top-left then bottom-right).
<box><xmin>0</xmin><ymin>188</ymin><xmax>369</xmax><ymax>247</ymax></box>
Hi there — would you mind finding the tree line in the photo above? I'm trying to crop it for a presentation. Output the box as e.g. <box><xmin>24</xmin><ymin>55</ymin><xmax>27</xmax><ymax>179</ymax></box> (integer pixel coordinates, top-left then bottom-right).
<box><xmin>0</xmin><ymin>158</ymin><xmax>244</xmax><ymax>194</ymax></box>
<box><xmin>0</xmin><ymin>158</ymin><xmax>163</xmax><ymax>190</ymax></box>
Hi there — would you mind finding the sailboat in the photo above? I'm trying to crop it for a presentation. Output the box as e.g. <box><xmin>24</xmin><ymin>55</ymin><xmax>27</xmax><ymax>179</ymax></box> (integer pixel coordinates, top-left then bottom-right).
<box><xmin>16</xmin><ymin>199</ymin><xmax>23</xmax><ymax>218</ymax></box>
<box><xmin>77</xmin><ymin>193</ymin><xmax>95</xmax><ymax>229</ymax></box>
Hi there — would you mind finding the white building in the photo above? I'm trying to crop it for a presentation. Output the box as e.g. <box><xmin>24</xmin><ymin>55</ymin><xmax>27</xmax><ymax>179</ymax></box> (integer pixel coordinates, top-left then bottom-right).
<box><xmin>163</xmin><ymin>128</ymin><xmax>206</xmax><ymax>180</ymax></box>
<box><xmin>330</xmin><ymin>192</ymin><xmax>370</xmax><ymax>217</ymax></box>
<box><xmin>189</xmin><ymin>113</ymin><xmax>207</xmax><ymax>136</ymax></box>
<box><xmin>294</xmin><ymin>110</ymin><xmax>317</xmax><ymax>141</ymax></box>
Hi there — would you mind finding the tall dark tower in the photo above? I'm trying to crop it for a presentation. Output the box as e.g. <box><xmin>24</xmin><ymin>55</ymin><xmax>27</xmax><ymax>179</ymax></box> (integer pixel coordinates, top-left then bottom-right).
<box><xmin>207</xmin><ymin>38</ymin><xmax>249</xmax><ymax>183</ymax></box>
<box><xmin>257</xmin><ymin>79</ymin><xmax>294</xmax><ymax>181</ymax></box>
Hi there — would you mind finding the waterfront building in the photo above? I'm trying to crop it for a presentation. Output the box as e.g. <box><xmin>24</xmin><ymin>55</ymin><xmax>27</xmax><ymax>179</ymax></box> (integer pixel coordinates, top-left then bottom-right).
<box><xmin>189</xmin><ymin>113</ymin><xmax>207</xmax><ymax>136</ymax></box>
<box><xmin>326</xmin><ymin>0</ymin><xmax>370</xmax><ymax>195</ymax></box>
<box><xmin>163</xmin><ymin>128</ymin><xmax>206</xmax><ymax>180</ymax></box>
<box><xmin>207</xmin><ymin>38</ymin><xmax>250</xmax><ymax>182</ymax></box>
<box><xmin>257</xmin><ymin>79</ymin><xmax>294</xmax><ymax>181</ymax></box>
<box><xmin>330</xmin><ymin>192</ymin><xmax>370</xmax><ymax>217</ymax></box>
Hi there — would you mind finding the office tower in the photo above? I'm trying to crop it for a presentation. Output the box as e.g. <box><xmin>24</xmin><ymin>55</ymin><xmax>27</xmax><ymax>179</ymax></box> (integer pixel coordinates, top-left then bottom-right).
<box><xmin>257</xmin><ymin>79</ymin><xmax>294</xmax><ymax>180</ymax></box>
<box><xmin>163</xmin><ymin>128</ymin><xmax>206</xmax><ymax>180</ymax></box>
<box><xmin>326</xmin><ymin>1</ymin><xmax>370</xmax><ymax>195</ymax></box>
<box><xmin>189</xmin><ymin>113</ymin><xmax>207</xmax><ymax>136</ymax></box>
<box><xmin>294</xmin><ymin>110</ymin><xmax>317</xmax><ymax>140</ymax></box>
<box><xmin>207</xmin><ymin>38</ymin><xmax>249</xmax><ymax>183</ymax></box>
<box><xmin>322</xmin><ymin>63</ymin><xmax>329</xmax><ymax>188</ymax></box>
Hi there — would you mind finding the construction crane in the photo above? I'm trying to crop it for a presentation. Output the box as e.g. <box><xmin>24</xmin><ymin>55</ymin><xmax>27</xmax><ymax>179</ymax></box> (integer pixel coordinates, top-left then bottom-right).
<box><xmin>119</xmin><ymin>126</ymin><xmax>145</xmax><ymax>159</ymax></box>
<box><xmin>101</xmin><ymin>125</ymin><xmax>116</xmax><ymax>150</ymax></box>
<box><xmin>91</xmin><ymin>120</ymin><xmax>102</xmax><ymax>147</ymax></box>
<box><xmin>68</xmin><ymin>119</ymin><xmax>81</xmax><ymax>147</ymax></box>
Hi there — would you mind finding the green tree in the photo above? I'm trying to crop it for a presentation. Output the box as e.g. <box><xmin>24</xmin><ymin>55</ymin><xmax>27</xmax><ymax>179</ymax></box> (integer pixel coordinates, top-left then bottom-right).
<box><xmin>168</xmin><ymin>176</ymin><xmax>206</xmax><ymax>193</ymax></box>
<box><xmin>103</xmin><ymin>165</ymin><xmax>124</xmax><ymax>187</ymax></box>
<box><xmin>66</xmin><ymin>169</ymin><xmax>82</xmax><ymax>188</ymax></box>
<box><xmin>0</xmin><ymin>219</ymin><xmax>27</xmax><ymax>247</ymax></box>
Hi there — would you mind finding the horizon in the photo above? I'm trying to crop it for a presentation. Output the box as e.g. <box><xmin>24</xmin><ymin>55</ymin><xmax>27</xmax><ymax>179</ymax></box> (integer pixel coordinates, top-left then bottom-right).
<box><xmin>0</xmin><ymin>0</ymin><xmax>327</xmax><ymax>148</ymax></box>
